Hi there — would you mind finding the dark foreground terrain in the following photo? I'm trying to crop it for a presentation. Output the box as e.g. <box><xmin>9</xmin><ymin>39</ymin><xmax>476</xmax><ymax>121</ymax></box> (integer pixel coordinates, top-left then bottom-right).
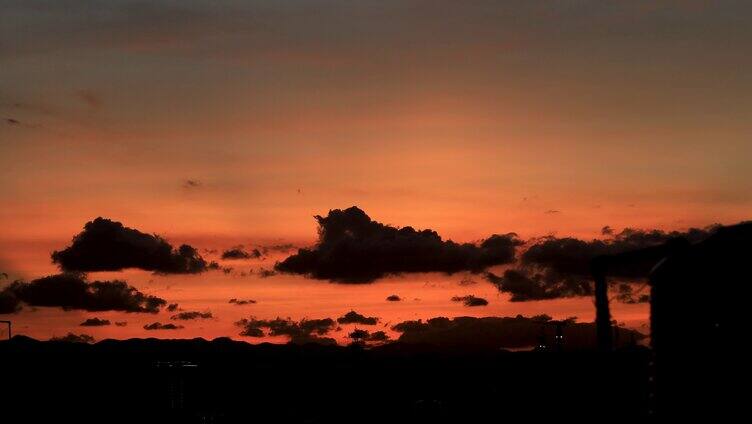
<box><xmin>0</xmin><ymin>336</ymin><xmax>650</xmax><ymax>423</ymax></box>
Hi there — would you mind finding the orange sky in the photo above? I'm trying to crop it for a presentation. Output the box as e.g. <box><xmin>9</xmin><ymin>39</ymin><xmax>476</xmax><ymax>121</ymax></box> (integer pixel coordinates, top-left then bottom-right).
<box><xmin>1</xmin><ymin>1</ymin><xmax>750</xmax><ymax>342</ymax></box>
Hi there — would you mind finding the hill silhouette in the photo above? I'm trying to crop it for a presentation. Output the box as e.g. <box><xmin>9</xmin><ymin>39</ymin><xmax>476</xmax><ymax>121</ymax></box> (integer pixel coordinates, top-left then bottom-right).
<box><xmin>0</xmin><ymin>335</ymin><xmax>650</xmax><ymax>423</ymax></box>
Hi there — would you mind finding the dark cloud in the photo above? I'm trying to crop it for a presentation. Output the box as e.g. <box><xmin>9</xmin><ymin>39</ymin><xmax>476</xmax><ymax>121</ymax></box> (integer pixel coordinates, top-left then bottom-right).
<box><xmin>615</xmin><ymin>283</ymin><xmax>650</xmax><ymax>304</ymax></box>
<box><xmin>392</xmin><ymin>315</ymin><xmax>645</xmax><ymax>350</ymax></box>
<box><xmin>166</xmin><ymin>303</ymin><xmax>180</xmax><ymax>312</ymax></box>
<box><xmin>348</xmin><ymin>329</ymin><xmax>370</xmax><ymax>341</ymax></box>
<box><xmin>488</xmin><ymin>225</ymin><xmax>718</xmax><ymax>302</ymax></box>
<box><xmin>80</xmin><ymin>317</ymin><xmax>111</xmax><ymax>326</ymax></box>
<box><xmin>521</xmin><ymin>226</ymin><xmax>715</xmax><ymax>279</ymax></box>
<box><xmin>0</xmin><ymin>273</ymin><xmax>166</xmax><ymax>313</ymax></box>
<box><xmin>235</xmin><ymin>316</ymin><xmax>336</xmax><ymax>343</ymax></box>
<box><xmin>260</xmin><ymin>244</ymin><xmax>297</xmax><ymax>255</ymax></box>
<box><xmin>299</xmin><ymin>318</ymin><xmax>336</xmax><ymax>335</ymax></box>
<box><xmin>143</xmin><ymin>322</ymin><xmax>183</xmax><ymax>330</ymax></box>
<box><xmin>545</xmin><ymin>210</ymin><xmax>561</xmax><ymax>214</ymax></box>
<box><xmin>221</xmin><ymin>246</ymin><xmax>261</xmax><ymax>260</ymax></box>
<box><xmin>368</xmin><ymin>330</ymin><xmax>389</xmax><ymax>342</ymax></box>
<box><xmin>6</xmin><ymin>118</ymin><xmax>20</xmax><ymax>125</ymax></box>
<box><xmin>229</xmin><ymin>298</ymin><xmax>256</xmax><ymax>305</ymax></box>
<box><xmin>336</xmin><ymin>310</ymin><xmax>378</xmax><ymax>325</ymax></box>
<box><xmin>347</xmin><ymin>329</ymin><xmax>390</xmax><ymax>344</ymax></box>
<box><xmin>50</xmin><ymin>333</ymin><xmax>95</xmax><ymax>344</ymax></box>
<box><xmin>114</xmin><ymin>321</ymin><xmax>127</xmax><ymax>327</ymax></box>
<box><xmin>450</xmin><ymin>295</ymin><xmax>488</xmax><ymax>307</ymax></box>
<box><xmin>239</xmin><ymin>325</ymin><xmax>264</xmax><ymax>337</ymax></box>
<box><xmin>457</xmin><ymin>278</ymin><xmax>478</xmax><ymax>286</ymax></box>
<box><xmin>486</xmin><ymin>269</ymin><xmax>592</xmax><ymax>302</ymax></box>
<box><xmin>51</xmin><ymin>217</ymin><xmax>213</xmax><ymax>274</ymax></box>
<box><xmin>275</xmin><ymin>206</ymin><xmax>522</xmax><ymax>283</ymax></box>
<box><xmin>531</xmin><ymin>314</ymin><xmax>554</xmax><ymax>322</ymax></box>
<box><xmin>386</xmin><ymin>294</ymin><xmax>401</xmax><ymax>302</ymax></box>
<box><xmin>170</xmin><ymin>311</ymin><xmax>213</xmax><ymax>320</ymax></box>
<box><xmin>256</xmin><ymin>268</ymin><xmax>277</xmax><ymax>278</ymax></box>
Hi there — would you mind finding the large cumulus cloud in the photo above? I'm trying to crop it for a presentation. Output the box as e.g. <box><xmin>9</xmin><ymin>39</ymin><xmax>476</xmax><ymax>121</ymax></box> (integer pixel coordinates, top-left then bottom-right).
<box><xmin>0</xmin><ymin>273</ymin><xmax>166</xmax><ymax>314</ymax></box>
<box><xmin>51</xmin><ymin>217</ymin><xmax>213</xmax><ymax>274</ymax></box>
<box><xmin>275</xmin><ymin>206</ymin><xmax>522</xmax><ymax>282</ymax></box>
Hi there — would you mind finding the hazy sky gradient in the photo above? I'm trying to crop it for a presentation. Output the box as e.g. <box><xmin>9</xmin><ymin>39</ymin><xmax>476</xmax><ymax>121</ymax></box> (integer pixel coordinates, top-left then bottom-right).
<box><xmin>1</xmin><ymin>1</ymin><xmax>749</xmax><ymax>341</ymax></box>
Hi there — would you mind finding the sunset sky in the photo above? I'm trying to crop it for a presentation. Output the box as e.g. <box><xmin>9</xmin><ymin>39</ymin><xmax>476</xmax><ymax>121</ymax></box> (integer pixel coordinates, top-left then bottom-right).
<box><xmin>1</xmin><ymin>1</ymin><xmax>750</xmax><ymax>344</ymax></box>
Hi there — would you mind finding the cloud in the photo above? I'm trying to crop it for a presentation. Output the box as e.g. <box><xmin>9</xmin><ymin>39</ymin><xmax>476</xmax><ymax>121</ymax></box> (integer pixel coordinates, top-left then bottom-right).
<box><xmin>521</xmin><ymin>226</ymin><xmax>715</xmax><ymax>279</ymax></box>
<box><xmin>615</xmin><ymin>283</ymin><xmax>650</xmax><ymax>304</ymax></box>
<box><xmin>457</xmin><ymin>278</ymin><xmax>478</xmax><ymax>286</ymax></box>
<box><xmin>183</xmin><ymin>179</ymin><xmax>201</xmax><ymax>188</ymax></box>
<box><xmin>368</xmin><ymin>330</ymin><xmax>389</xmax><ymax>342</ymax></box>
<box><xmin>0</xmin><ymin>273</ymin><xmax>166</xmax><ymax>313</ymax></box>
<box><xmin>348</xmin><ymin>328</ymin><xmax>369</xmax><ymax>340</ymax></box>
<box><xmin>239</xmin><ymin>325</ymin><xmax>264</xmax><ymax>337</ymax></box>
<box><xmin>143</xmin><ymin>322</ymin><xmax>183</xmax><ymax>330</ymax></box>
<box><xmin>275</xmin><ymin>206</ymin><xmax>522</xmax><ymax>282</ymax></box>
<box><xmin>6</xmin><ymin>118</ymin><xmax>20</xmax><ymax>125</ymax></box>
<box><xmin>114</xmin><ymin>321</ymin><xmax>127</xmax><ymax>327</ymax></box>
<box><xmin>392</xmin><ymin>315</ymin><xmax>645</xmax><ymax>350</ymax></box>
<box><xmin>486</xmin><ymin>225</ymin><xmax>718</xmax><ymax>302</ymax></box>
<box><xmin>486</xmin><ymin>269</ymin><xmax>592</xmax><ymax>302</ymax></box>
<box><xmin>166</xmin><ymin>303</ymin><xmax>180</xmax><ymax>312</ymax></box>
<box><xmin>80</xmin><ymin>317</ymin><xmax>111</xmax><ymax>326</ymax></box>
<box><xmin>221</xmin><ymin>246</ymin><xmax>261</xmax><ymax>260</ymax></box>
<box><xmin>170</xmin><ymin>311</ymin><xmax>213</xmax><ymax>320</ymax></box>
<box><xmin>235</xmin><ymin>316</ymin><xmax>336</xmax><ymax>343</ymax></box>
<box><xmin>385</xmin><ymin>294</ymin><xmax>401</xmax><ymax>302</ymax></box>
<box><xmin>255</xmin><ymin>268</ymin><xmax>277</xmax><ymax>278</ymax></box>
<box><xmin>260</xmin><ymin>244</ymin><xmax>297</xmax><ymax>255</ymax></box>
<box><xmin>50</xmin><ymin>333</ymin><xmax>95</xmax><ymax>343</ymax></box>
<box><xmin>229</xmin><ymin>298</ymin><xmax>256</xmax><ymax>305</ymax></box>
<box><xmin>299</xmin><ymin>318</ymin><xmax>336</xmax><ymax>335</ymax></box>
<box><xmin>51</xmin><ymin>217</ymin><xmax>213</xmax><ymax>274</ymax></box>
<box><xmin>348</xmin><ymin>329</ymin><xmax>391</xmax><ymax>344</ymax></box>
<box><xmin>336</xmin><ymin>310</ymin><xmax>378</xmax><ymax>325</ymax></box>
<box><xmin>450</xmin><ymin>295</ymin><xmax>488</xmax><ymax>307</ymax></box>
